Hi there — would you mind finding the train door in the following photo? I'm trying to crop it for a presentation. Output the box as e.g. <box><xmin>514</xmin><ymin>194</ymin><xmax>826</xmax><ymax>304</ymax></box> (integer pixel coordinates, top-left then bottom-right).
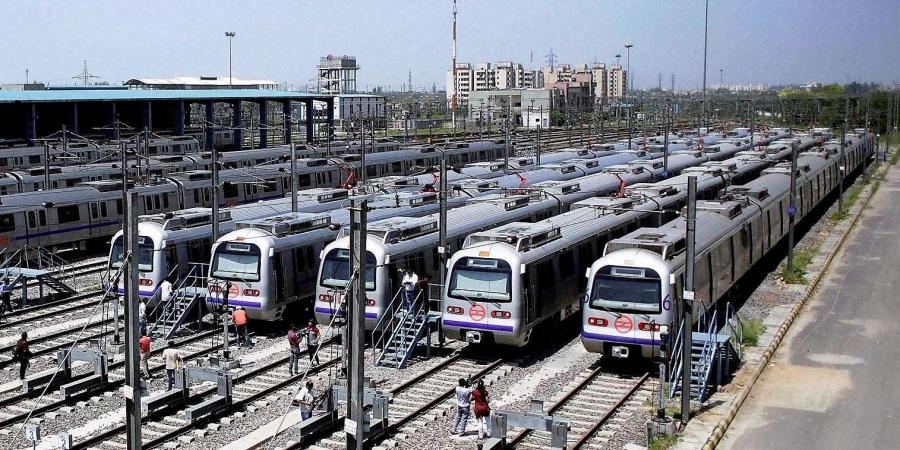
<box><xmin>524</xmin><ymin>267</ymin><xmax>538</xmax><ymax>325</ymax></box>
<box><xmin>25</xmin><ymin>210</ymin><xmax>46</xmax><ymax>246</ymax></box>
<box><xmin>89</xmin><ymin>201</ymin><xmax>103</xmax><ymax>238</ymax></box>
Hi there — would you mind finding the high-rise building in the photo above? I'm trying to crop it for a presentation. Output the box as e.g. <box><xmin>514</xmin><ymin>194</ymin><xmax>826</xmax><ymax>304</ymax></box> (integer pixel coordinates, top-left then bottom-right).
<box><xmin>606</xmin><ymin>64</ymin><xmax>627</xmax><ymax>101</ymax></box>
<box><xmin>446</xmin><ymin>61</ymin><xmax>537</xmax><ymax>106</ymax></box>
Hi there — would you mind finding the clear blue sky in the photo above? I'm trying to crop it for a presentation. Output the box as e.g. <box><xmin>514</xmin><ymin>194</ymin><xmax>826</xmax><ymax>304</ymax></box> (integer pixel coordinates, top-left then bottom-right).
<box><xmin>1</xmin><ymin>0</ymin><xmax>897</xmax><ymax>90</ymax></box>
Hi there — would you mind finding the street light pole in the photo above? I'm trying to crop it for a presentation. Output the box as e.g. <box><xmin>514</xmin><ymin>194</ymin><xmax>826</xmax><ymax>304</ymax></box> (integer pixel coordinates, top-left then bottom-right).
<box><xmin>225</xmin><ymin>32</ymin><xmax>236</xmax><ymax>88</ymax></box>
<box><xmin>701</xmin><ymin>0</ymin><xmax>709</xmax><ymax>130</ymax></box>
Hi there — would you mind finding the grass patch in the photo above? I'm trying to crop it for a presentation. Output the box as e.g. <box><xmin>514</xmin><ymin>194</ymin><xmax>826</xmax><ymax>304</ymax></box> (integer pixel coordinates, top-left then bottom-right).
<box><xmin>778</xmin><ymin>246</ymin><xmax>818</xmax><ymax>284</ymax></box>
<box><xmin>649</xmin><ymin>435</ymin><xmax>680</xmax><ymax>450</ymax></box>
<box><xmin>828</xmin><ymin>182</ymin><xmax>865</xmax><ymax>221</ymax></box>
<box><xmin>741</xmin><ymin>319</ymin><xmax>766</xmax><ymax>347</ymax></box>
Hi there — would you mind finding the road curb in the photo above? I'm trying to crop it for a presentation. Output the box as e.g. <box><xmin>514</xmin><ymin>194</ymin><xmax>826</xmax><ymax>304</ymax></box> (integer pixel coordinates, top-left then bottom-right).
<box><xmin>701</xmin><ymin>163</ymin><xmax>885</xmax><ymax>450</ymax></box>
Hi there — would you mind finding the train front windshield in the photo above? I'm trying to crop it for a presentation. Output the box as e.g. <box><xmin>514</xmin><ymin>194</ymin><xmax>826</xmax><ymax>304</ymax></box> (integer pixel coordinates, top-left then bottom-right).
<box><xmin>109</xmin><ymin>236</ymin><xmax>154</xmax><ymax>272</ymax></box>
<box><xmin>211</xmin><ymin>242</ymin><xmax>261</xmax><ymax>282</ymax></box>
<box><xmin>319</xmin><ymin>249</ymin><xmax>376</xmax><ymax>291</ymax></box>
<box><xmin>448</xmin><ymin>257</ymin><xmax>512</xmax><ymax>302</ymax></box>
<box><xmin>590</xmin><ymin>266</ymin><xmax>661</xmax><ymax>313</ymax></box>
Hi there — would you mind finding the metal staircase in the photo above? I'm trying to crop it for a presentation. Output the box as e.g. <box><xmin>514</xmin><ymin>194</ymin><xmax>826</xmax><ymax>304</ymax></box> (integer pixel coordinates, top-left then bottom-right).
<box><xmin>150</xmin><ymin>264</ymin><xmax>208</xmax><ymax>339</ymax></box>
<box><xmin>668</xmin><ymin>304</ymin><xmax>742</xmax><ymax>402</ymax></box>
<box><xmin>0</xmin><ymin>246</ymin><xmax>76</xmax><ymax>301</ymax></box>
<box><xmin>372</xmin><ymin>288</ymin><xmax>429</xmax><ymax>369</ymax></box>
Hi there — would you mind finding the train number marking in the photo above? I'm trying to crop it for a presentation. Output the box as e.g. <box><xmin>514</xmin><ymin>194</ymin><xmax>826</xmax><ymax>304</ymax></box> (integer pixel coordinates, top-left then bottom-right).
<box><xmin>614</xmin><ymin>315</ymin><xmax>633</xmax><ymax>333</ymax></box>
<box><xmin>469</xmin><ymin>304</ymin><xmax>486</xmax><ymax>322</ymax></box>
<box><xmin>663</xmin><ymin>294</ymin><xmax>671</xmax><ymax>311</ymax></box>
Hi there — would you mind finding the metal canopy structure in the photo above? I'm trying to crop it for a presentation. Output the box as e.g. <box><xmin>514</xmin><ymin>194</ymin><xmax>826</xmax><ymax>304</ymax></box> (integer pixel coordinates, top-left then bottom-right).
<box><xmin>0</xmin><ymin>89</ymin><xmax>335</xmax><ymax>150</ymax></box>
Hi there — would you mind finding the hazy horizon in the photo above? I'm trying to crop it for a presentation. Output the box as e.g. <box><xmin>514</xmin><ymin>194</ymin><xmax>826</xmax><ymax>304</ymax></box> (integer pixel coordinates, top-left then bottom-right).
<box><xmin>1</xmin><ymin>0</ymin><xmax>897</xmax><ymax>91</ymax></box>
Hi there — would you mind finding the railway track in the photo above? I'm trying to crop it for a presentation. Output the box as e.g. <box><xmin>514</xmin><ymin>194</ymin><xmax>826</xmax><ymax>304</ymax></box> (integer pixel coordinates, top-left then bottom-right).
<box><xmin>507</xmin><ymin>368</ymin><xmax>652</xmax><ymax>450</ymax></box>
<box><xmin>297</xmin><ymin>354</ymin><xmax>506</xmax><ymax>449</ymax></box>
<box><xmin>66</xmin><ymin>337</ymin><xmax>342</xmax><ymax>449</ymax></box>
<box><xmin>0</xmin><ymin>330</ymin><xmax>223</xmax><ymax>431</ymax></box>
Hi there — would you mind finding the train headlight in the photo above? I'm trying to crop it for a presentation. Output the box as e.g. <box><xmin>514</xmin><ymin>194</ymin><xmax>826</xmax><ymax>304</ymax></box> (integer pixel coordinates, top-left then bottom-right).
<box><xmin>638</xmin><ymin>322</ymin><xmax>661</xmax><ymax>332</ymax></box>
<box><xmin>446</xmin><ymin>306</ymin><xmax>464</xmax><ymax>315</ymax></box>
<box><xmin>490</xmin><ymin>310</ymin><xmax>511</xmax><ymax>319</ymax></box>
<box><xmin>587</xmin><ymin>317</ymin><xmax>608</xmax><ymax>327</ymax></box>
<box><xmin>243</xmin><ymin>289</ymin><xmax>260</xmax><ymax>297</ymax></box>
<box><xmin>366</xmin><ymin>298</ymin><xmax>376</xmax><ymax>306</ymax></box>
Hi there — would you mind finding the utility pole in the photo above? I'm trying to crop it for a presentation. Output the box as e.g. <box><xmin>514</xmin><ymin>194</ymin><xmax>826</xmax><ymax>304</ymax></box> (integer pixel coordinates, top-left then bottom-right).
<box><xmin>839</xmin><ymin>97</ymin><xmax>848</xmax><ymax>212</ymax></box>
<box><xmin>663</xmin><ymin>98</ymin><xmax>671</xmax><ymax>177</ymax></box>
<box><xmin>701</xmin><ymin>0</ymin><xmax>709</xmax><ymax>130</ymax></box>
<box><xmin>43</xmin><ymin>142</ymin><xmax>50</xmax><ymax>190</ymax></box>
<box><xmin>124</xmin><ymin>191</ymin><xmax>143</xmax><ymax>449</ymax></box>
<box><xmin>290</xmin><ymin>143</ymin><xmax>298</xmax><ymax>212</ymax></box>
<box><xmin>226</xmin><ymin>32</ymin><xmax>236</xmax><ymax>88</ymax></box>
<box><xmin>346</xmin><ymin>198</ymin><xmax>367</xmax><ymax>450</ymax></box>
<box><xmin>748</xmin><ymin>100</ymin><xmax>754</xmax><ymax>148</ymax></box>
<box><xmin>787</xmin><ymin>144</ymin><xmax>798</xmax><ymax>271</ymax></box>
<box><xmin>537</xmin><ymin>105</ymin><xmax>543</xmax><ymax>164</ymax></box>
<box><xmin>504</xmin><ymin>100</ymin><xmax>510</xmax><ymax>170</ymax></box>
<box><xmin>211</xmin><ymin>141</ymin><xmax>220</xmax><ymax>241</ymax></box>
<box><xmin>681</xmin><ymin>176</ymin><xmax>697</xmax><ymax>422</ymax></box>
<box><xmin>360</xmin><ymin>115</ymin><xmax>367</xmax><ymax>185</ymax></box>
<box><xmin>450</xmin><ymin>0</ymin><xmax>458</xmax><ymax>131</ymax></box>
<box><xmin>438</xmin><ymin>149</ymin><xmax>448</xmax><ymax>315</ymax></box>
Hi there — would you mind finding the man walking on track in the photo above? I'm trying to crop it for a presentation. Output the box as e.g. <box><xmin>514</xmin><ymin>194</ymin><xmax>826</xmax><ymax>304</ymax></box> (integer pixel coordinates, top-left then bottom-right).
<box><xmin>139</xmin><ymin>333</ymin><xmax>153</xmax><ymax>379</ymax></box>
<box><xmin>15</xmin><ymin>332</ymin><xmax>31</xmax><ymax>380</ymax></box>
<box><xmin>162</xmin><ymin>341</ymin><xmax>183</xmax><ymax>390</ymax></box>
<box><xmin>305</xmin><ymin>320</ymin><xmax>321</xmax><ymax>365</ymax></box>
<box><xmin>233</xmin><ymin>306</ymin><xmax>251</xmax><ymax>348</ymax></box>
<box><xmin>288</xmin><ymin>324</ymin><xmax>301</xmax><ymax>376</ymax></box>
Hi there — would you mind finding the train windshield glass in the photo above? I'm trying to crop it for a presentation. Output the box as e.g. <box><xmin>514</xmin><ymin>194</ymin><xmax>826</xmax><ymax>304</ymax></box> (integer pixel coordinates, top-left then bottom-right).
<box><xmin>319</xmin><ymin>249</ymin><xmax>376</xmax><ymax>291</ymax></box>
<box><xmin>109</xmin><ymin>235</ymin><xmax>154</xmax><ymax>272</ymax></box>
<box><xmin>590</xmin><ymin>266</ymin><xmax>661</xmax><ymax>313</ymax></box>
<box><xmin>211</xmin><ymin>242</ymin><xmax>261</xmax><ymax>282</ymax></box>
<box><xmin>448</xmin><ymin>257</ymin><xmax>512</xmax><ymax>302</ymax></box>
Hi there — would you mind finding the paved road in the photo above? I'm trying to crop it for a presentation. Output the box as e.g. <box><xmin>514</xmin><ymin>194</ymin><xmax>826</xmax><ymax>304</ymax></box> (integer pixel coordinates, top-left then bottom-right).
<box><xmin>720</xmin><ymin>166</ymin><xmax>900</xmax><ymax>449</ymax></box>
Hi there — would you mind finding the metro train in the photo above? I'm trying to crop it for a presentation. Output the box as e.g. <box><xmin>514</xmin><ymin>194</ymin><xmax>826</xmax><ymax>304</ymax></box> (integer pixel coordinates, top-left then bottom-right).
<box><xmin>105</xmin><ymin>145</ymin><xmax>630</xmax><ymax>301</ymax></box>
<box><xmin>582</xmin><ymin>130</ymin><xmax>874</xmax><ymax>359</ymax></box>
<box><xmin>0</xmin><ymin>140</ymin><xmax>511</xmax><ymax>252</ymax></box>
<box><xmin>207</xmin><ymin>150</ymin><xmax>637</xmax><ymax>321</ymax></box>
<box><xmin>440</xmin><ymin>133</ymin><xmax>809</xmax><ymax>346</ymax></box>
<box><xmin>314</xmin><ymin>130</ymin><xmax>761</xmax><ymax>330</ymax></box>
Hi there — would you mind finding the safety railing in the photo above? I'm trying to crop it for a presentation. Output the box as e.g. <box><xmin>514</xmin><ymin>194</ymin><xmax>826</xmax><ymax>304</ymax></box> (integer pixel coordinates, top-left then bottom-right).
<box><xmin>667</xmin><ymin>319</ymin><xmax>685</xmax><ymax>398</ymax></box>
<box><xmin>371</xmin><ymin>288</ymin><xmax>405</xmax><ymax>364</ymax></box>
<box><xmin>725</xmin><ymin>302</ymin><xmax>743</xmax><ymax>361</ymax></box>
<box><xmin>377</xmin><ymin>289</ymin><xmax>427</xmax><ymax>368</ymax></box>
<box><xmin>695</xmin><ymin>308</ymin><xmax>718</xmax><ymax>400</ymax></box>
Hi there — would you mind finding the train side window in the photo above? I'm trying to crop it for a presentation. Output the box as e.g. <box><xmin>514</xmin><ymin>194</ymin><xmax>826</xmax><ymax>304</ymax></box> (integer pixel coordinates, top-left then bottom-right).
<box><xmin>116</xmin><ymin>200</ymin><xmax>123</xmax><ymax>215</ymax></box>
<box><xmin>392</xmin><ymin>162</ymin><xmax>402</xmax><ymax>173</ymax></box>
<box><xmin>29</xmin><ymin>155</ymin><xmax>41</xmax><ymax>164</ymax></box>
<box><xmin>223</xmin><ymin>182</ymin><xmax>238</xmax><ymax>198</ymax></box>
<box><xmin>263</xmin><ymin>179</ymin><xmax>277</xmax><ymax>193</ymax></box>
<box><xmin>193</xmin><ymin>189</ymin><xmax>200</xmax><ymax>204</ymax></box>
<box><xmin>577</xmin><ymin>244</ymin><xmax>592</xmax><ymax>270</ymax></box>
<box><xmin>0</xmin><ymin>214</ymin><xmax>15</xmax><ymax>232</ymax></box>
<box><xmin>154</xmin><ymin>195</ymin><xmax>161</xmax><ymax>210</ymax></box>
<box><xmin>559</xmin><ymin>250</ymin><xmax>575</xmax><ymax>279</ymax></box>
<box><xmin>145</xmin><ymin>197</ymin><xmax>153</xmax><ymax>211</ymax></box>
<box><xmin>163</xmin><ymin>195</ymin><xmax>170</xmax><ymax>209</ymax></box>
<box><xmin>27</xmin><ymin>211</ymin><xmax>36</xmax><ymax>228</ymax></box>
<box><xmin>57</xmin><ymin>205</ymin><xmax>81</xmax><ymax>224</ymax></box>
<box><xmin>294</xmin><ymin>248</ymin><xmax>306</xmax><ymax>272</ymax></box>
<box><xmin>299</xmin><ymin>174</ymin><xmax>312</xmax><ymax>187</ymax></box>
<box><xmin>90</xmin><ymin>202</ymin><xmax>100</xmax><ymax>219</ymax></box>
<box><xmin>38</xmin><ymin>210</ymin><xmax>46</xmax><ymax>226</ymax></box>
<box><xmin>307</xmin><ymin>247</ymin><xmax>315</xmax><ymax>269</ymax></box>
<box><xmin>100</xmin><ymin>202</ymin><xmax>108</xmax><ymax>218</ymax></box>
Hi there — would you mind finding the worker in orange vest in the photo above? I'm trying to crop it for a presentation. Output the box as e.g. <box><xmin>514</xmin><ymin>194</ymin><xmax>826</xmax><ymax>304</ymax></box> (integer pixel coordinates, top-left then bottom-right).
<box><xmin>233</xmin><ymin>306</ymin><xmax>251</xmax><ymax>348</ymax></box>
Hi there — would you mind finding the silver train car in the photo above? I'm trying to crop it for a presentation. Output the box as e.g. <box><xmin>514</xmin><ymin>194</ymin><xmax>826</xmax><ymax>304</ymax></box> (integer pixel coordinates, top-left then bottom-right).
<box><xmin>0</xmin><ymin>141</ymin><xmax>507</xmax><ymax>252</ymax></box>
<box><xmin>313</xmin><ymin>135</ymin><xmax>738</xmax><ymax>330</ymax></box>
<box><xmin>207</xmin><ymin>191</ymin><xmax>460</xmax><ymax>320</ymax></box>
<box><xmin>439</xmin><ymin>134</ymin><xmax>806</xmax><ymax>346</ymax></box>
<box><xmin>581</xmin><ymin>131</ymin><xmax>873</xmax><ymax>359</ymax></box>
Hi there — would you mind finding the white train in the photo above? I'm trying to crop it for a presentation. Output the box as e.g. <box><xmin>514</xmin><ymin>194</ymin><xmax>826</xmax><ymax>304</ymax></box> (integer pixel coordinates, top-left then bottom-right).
<box><xmin>208</xmin><ymin>150</ymin><xmax>630</xmax><ymax>321</ymax></box>
<box><xmin>582</xmin><ymin>130</ymin><xmax>873</xmax><ymax>359</ymax></box>
<box><xmin>0</xmin><ymin>140</ymin><xmax>510</xmax><ymax>252</ymax></box>
<box><xmin>440</xmin><ymin>133</ymin><xmax>807</xmax><ymax>346</ymax></box>
<box><xmin>315</xmin><ymin>131</ymin><xmax>757</xmax><ymax>330</ymax></box>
